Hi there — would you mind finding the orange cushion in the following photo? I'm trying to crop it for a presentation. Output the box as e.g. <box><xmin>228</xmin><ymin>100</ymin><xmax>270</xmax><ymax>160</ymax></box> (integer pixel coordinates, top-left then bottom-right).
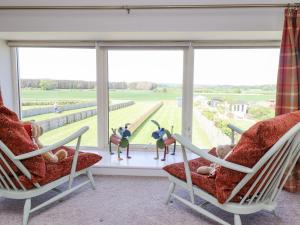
<box><xmin>215</xmin><ymin>110</ymin><xmax>300</xmax><ymax>203</ymax></box>
<box><xmin>0</xmin><ymin>105</ymin><xmax>46</xmax><ymax>179</ymax></box>
<box><xmin>163</xmin><ymin>148</ymin><xmax>217</xmax><ymax>197</ymax></box>
<box><xmin>19</xmin><ymin>147</ymin><xmax>102</xmax><ymax>189</ymax></box>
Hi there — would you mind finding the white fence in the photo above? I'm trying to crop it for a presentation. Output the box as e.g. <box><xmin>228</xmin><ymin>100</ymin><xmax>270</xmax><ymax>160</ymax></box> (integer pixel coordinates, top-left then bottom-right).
<box><xmin>37</xmin><ymin>101</ymin><xmax>135</xmax><ymax>132</ymax></box>
<box><xmin>22</xmin><ymin>102</ymin><xmax>97</xmax><ymax>118</ymax></box>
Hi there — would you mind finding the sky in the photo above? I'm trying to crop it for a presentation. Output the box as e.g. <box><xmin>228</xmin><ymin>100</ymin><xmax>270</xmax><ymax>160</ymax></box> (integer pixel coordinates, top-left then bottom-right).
<box><xmin>18</xmin><ymin>47</ymin><xmax>280</xmax><ymax>86</ymax></box>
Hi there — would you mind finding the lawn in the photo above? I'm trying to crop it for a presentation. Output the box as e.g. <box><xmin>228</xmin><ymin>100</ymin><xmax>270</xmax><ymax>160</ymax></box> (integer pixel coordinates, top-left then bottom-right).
<box><xmin>22</xmin><ymin>87</ymin><xmax>267</xmax><ymax>148</ymax></box>
<box><xmin>40</xmin><ymin>102</ymin><xmax>158</xmax><ymax>146</ymax></box>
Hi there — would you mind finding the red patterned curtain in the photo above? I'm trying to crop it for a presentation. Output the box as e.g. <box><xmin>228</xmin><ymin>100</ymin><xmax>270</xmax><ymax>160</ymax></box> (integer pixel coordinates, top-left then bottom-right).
<box><xmin>276</xmin><ymin>7</ymin><xmax>300</xmax><ymax>192</ymax></box>
<box><xmin>0</xmin><ymin>85</ymin><xmax>3</xmax><ymax>106</ymax></box>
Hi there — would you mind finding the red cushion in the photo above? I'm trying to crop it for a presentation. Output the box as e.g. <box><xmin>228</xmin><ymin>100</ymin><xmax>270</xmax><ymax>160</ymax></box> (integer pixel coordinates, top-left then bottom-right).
<box><xmin>215</xmin><ymin>110</ymin><xmax>300</xmax><ymax>203</ymax></box>
<box><xmin>19</xmin><ymin>147</ymin><xmax>102</xmax><ymax>189</ymax></box>
<box><xmin>0</xmin><ymin>105</ymin><xmax>46</xmax><ymax>179</ymax></box>
<box><xmin>163</xmin><ymin>148</ymin><xmax>217</xmax><ymax>197</ymax></box>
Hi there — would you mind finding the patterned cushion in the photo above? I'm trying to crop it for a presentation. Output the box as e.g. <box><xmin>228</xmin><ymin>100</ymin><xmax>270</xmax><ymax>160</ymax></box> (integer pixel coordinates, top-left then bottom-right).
<box><xmin>163</xmin><ymin>148</ymin><xmax>217</xmax><ymax>197</ymax></box>
<box><xmin>0</xmin><ymin>105</ymin><xmax>46</xmax><ymax>179</ymax></box>
<box><xmin>215</xmin><ymin>110</ymin><xmax>300</xmax><ymax>203</ymax></box>
<box><xmin>19</xmin><ymin>147</ymin><xmax>102</xmax><ymax>189</ymax></box>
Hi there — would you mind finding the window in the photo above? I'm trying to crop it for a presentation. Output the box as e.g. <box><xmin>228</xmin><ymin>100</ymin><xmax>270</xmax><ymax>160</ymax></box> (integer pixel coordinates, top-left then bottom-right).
<box><xmin>108</xmin><ymin>49</ymin><xmax>183</xmax><ymax>146</ymax></box>
<box><xmin>18</xmin><ymin>47</ymin><xmax>97</xmax><ymax>147</ymax></box>
<box><xmin>192</xmin><ymin>48</ymin><xmax>280</xmax><ymax>148</ymax></box>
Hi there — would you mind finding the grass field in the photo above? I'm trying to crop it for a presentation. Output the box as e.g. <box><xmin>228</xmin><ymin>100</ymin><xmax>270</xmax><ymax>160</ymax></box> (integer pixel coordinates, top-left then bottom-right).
<box><xmin>40</xmin><ymin>102</ymin><xmax>158</xmax><ymax>146</ymax></box>
<box><xmin>21</xmin><ymin>87</ymin><xmax>271</xmax><ymax>148</ymax></box>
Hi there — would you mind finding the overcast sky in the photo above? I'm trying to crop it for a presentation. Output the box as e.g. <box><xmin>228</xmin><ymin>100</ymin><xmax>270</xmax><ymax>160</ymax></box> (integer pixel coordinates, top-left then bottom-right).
<box><xmin>18</xmin><ymin>47</ymin><xmax>280</xmax><ymax>86</ymax></box>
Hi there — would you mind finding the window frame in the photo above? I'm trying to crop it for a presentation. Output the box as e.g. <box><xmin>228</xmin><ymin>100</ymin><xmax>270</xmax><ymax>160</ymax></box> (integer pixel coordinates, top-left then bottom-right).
<box><xmin>10</xmin><ymin>40</ymin><xmax>281</xmax><ymax>150</ymax></box>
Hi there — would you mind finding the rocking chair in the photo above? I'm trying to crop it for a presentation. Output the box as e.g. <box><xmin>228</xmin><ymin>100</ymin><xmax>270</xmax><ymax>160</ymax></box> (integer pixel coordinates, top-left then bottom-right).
<box><xmin>164</xmin><ymin>121</ymin><xmax>300</xmax><ymax>225</ymax></box>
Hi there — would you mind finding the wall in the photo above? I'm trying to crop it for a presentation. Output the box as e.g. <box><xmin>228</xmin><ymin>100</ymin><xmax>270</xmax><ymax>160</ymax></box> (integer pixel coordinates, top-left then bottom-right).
<box><xmin>0</xmin><ymin>40</ymin><xmax>14</xmax><ymax>110</ymax></box>
<box><xmin>0</xmin><ymin>0</ymin><xmax>294</xmax><ymax>41</ymax></box>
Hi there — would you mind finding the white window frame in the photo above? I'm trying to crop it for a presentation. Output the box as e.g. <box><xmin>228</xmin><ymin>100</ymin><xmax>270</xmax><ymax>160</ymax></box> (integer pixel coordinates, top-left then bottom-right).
<box><xmin>9</xmin><ymin>40</ymin><xmax>281</xmax><ymax>151</ymax></box>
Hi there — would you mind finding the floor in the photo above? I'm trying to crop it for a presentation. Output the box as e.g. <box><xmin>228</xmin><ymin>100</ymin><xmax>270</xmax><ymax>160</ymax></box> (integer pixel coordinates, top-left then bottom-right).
<box><xmin>0</xmin><ymin>176</ymin><xmax>299</xmax><ymax>225</ymax></box>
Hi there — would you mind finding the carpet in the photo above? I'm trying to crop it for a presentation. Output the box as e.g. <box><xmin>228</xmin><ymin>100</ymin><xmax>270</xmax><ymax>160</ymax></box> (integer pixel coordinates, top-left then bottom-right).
<box><xmin>0</xmin><ymin>176</ymin><xmax>299</xmax><ymax>225</ymax></box>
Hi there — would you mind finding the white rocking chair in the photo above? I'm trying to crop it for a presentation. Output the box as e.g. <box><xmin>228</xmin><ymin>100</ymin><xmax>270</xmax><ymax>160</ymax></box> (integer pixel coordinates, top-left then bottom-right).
<box><xmin>165</xmin><ymin>123</ymin><xmax>300</xmax><ymax>225</ymax></box>
<box><xmin>0</xmin><ymin>126</ymin><xmax>97</xmax><ymax>225</ymax></box>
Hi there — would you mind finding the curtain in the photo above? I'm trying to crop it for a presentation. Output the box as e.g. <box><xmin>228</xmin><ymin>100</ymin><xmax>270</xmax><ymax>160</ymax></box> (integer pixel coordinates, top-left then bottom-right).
<box><xmin>0</xmin><ymin>86</ymin><xmax>3</xmax><ymax>106</ymax></box>
<box><xmin>276</xmin><ymin>7</ymin><xmax>300</xmax><ymax>192</ymax></box>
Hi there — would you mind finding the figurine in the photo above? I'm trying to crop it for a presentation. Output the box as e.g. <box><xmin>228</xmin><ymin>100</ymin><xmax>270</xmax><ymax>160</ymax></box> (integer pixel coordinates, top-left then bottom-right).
<box><xmin>151</xmin><ymin>120</ymin><xmax>176</xmax><ymax>161</ymax></box>
<box><xmin>109</xmin><ymin>123</ymin><xmax>131</xmax><ymax>160</ymax></box>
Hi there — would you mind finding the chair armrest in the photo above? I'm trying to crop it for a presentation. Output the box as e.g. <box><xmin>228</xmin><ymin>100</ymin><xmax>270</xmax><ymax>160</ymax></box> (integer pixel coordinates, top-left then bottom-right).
<box><xmin>227</xmin><ymin>124</ymin><xmax>244</xmax><ymax>135</ymax></box>
<box><xmin>15</xmin><ymin>126</ymin><xmax>89</xmax><ymax>160</ymax></box>
<box><xmin>173</xmin><ymin>133</ymin><xmax>253</xmax><ymax>174</ymax></box>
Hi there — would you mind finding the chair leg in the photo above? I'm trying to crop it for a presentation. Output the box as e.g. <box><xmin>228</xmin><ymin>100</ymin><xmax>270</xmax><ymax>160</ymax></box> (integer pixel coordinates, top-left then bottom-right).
<box><xmin>23</xmin><ymin>198</ymin><xmax>31</xmax><ymax>225</ymax></box>
<box><xmin>87</xmin><ymin>169</ymin><xmax>96</xmax><ymax>190</ymax></box>
<box><xmin>234</xmin><ymin>214</ymin><xmax>242</xmax><ymax>225</ymax></box>
<box><xmin>165</xmin><ymin>182</ymin><xmax>176</xmax><ymax>204</ymax></box>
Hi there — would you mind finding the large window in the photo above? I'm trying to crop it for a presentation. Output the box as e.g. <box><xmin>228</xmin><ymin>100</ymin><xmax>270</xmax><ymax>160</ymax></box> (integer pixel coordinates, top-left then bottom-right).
<box><xmin>18</xmin><ymin>47</ymin><xmax>97</xmax><ymax>147</ymax></box>
<box><xmin>108</xmin><ymin>50</ymin><xmax>183</xmax><ymax>145</ymax></box>
<box><xmin>192</xmin><ymin>48</ymin><xmax>280</xmax><ymax>148</ymax></box>
<box><xmin>15</xmin><ymin>43</ymin><xmax>280</xmax><ymax>152</ymax></box>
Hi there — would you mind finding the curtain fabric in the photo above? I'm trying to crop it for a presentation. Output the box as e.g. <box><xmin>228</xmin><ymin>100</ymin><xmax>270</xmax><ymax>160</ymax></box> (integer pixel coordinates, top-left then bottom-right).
<box><xmin>276</xmin><ymin>7</ymin><xmax>300</xmax><ymax>192</ymax></box>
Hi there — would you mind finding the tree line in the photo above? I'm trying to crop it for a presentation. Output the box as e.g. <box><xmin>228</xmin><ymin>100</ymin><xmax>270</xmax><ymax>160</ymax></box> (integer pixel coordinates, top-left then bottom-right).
<box><xmin>21</xmin><ymin>79</ymin><xmax>158</xmax><ymax>90</ymax></box>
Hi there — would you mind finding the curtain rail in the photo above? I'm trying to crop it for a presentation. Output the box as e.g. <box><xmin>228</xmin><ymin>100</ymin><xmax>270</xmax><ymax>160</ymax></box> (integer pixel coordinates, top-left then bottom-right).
<box><xmin>0</xmin><ymin>4</ymin><xmax>298</xmax><ymax>11</ymax></box>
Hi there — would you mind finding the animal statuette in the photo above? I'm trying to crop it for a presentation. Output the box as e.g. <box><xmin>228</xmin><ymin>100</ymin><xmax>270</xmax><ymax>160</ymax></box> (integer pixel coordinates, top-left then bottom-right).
<box><xmin>109</xmin><ymin>123</ymin><xmax>132</xmax><ymax>160</ymax></box>
<box><xmin>151</xmin><ymin>120</ymin><xmax>176</xmax><ymax>161</ymax></box>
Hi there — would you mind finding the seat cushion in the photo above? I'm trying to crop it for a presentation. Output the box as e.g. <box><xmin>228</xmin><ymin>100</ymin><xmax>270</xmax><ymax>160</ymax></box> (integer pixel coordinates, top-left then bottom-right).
<box><xmin>0</xmin><ymin>105</ymin><xmax>45</xmax><ymax>178</ymax></box>
<box><xmin>163</xmin><ymin>148</ymin><xmax>217</xmax><ymax>197</ymax></box>
<box><xmin>19</xmin><ymin>146</ymin><xmax>102</xmax><ymax>189</ymax></box>
<box><xmin>216</xmin><ymin>110</ymin><xmax>300</xmax><ymax>204</ymax></box>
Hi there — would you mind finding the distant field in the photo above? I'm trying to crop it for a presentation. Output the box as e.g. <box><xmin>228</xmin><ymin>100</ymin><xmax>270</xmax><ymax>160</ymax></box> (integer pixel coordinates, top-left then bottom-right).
<box><xmin>21</xmin><ymin>87</ymin><xmax>272</xmax><ymax>148</ymax></box>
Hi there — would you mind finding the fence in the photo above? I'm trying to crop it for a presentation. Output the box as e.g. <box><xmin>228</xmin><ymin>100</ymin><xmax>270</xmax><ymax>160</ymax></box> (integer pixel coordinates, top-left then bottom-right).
<box><xmin>37</xmin><ymin>101</ymin><xmax>135</xmax><ymax>132</ymax></box>
<box><xmin>22</xmin><ymin>102</ymin><xmax>97</xmax><ymax>118</ymax></box>
<box><xmin>193</xmin><ymin>110</ymin><xmax>231</xmax><ymax>146</ymax></box>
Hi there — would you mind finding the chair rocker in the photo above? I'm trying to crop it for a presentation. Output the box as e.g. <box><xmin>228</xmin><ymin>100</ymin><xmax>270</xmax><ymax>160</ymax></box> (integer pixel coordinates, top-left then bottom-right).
<box><xmin>165</xmin><ymin>123</ymin><xmax>300</xmax><ymax>225</ymax></box>
<box><xmin>0</xmin><ymin>126</ymin><xmax>98</xmax><ymax>225</ymax></box>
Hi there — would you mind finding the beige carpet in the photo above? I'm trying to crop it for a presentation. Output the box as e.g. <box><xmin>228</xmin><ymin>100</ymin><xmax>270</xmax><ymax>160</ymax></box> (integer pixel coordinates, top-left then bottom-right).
<box><xmin>0</xmin><ymin>176</ymin><xmax>299</xmax><ymax>225</ymax></box>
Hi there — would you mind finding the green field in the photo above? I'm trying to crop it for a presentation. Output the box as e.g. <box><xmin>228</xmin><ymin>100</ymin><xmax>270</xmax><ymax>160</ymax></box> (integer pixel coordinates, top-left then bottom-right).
<box><xmin>21</xmin><ymin>87</ymin><xmax>274</xmax><ymax>149</ymax></box>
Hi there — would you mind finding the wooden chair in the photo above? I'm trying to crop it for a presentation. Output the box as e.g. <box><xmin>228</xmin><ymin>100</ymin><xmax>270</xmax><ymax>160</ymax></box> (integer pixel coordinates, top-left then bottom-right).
<box><xmin>165</xmin><ymin>123</ymin><xmax>300</xmax><ymax>225</ymax></box>
<box><xmin>0</xmin><ymin>126</ymin><xmax>98</xmax><ymax>225</ymax></box>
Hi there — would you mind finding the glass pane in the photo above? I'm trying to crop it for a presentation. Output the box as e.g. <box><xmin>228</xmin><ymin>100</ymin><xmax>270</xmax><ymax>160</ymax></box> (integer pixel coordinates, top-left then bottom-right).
<box><xmin>18</xmin><ymin>47</ymin><xmax>97</xmax><ymax>147</ymax></box>
<box><xmin>108</xmin><ymin>50</ymin><xmax>183</xmax><ymax>145</ymax></box>
<box><xmin>193</xmin><ymin>48</ymin><xmax>280</xmax><ymax>148</ymax></box>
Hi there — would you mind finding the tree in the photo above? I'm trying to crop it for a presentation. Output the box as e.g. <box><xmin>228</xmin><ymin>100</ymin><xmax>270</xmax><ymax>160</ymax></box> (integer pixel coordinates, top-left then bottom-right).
<box><xmin>39</xmin><ymin>80</ymin><xmax>55</xmax><ymax>90</ymax></box>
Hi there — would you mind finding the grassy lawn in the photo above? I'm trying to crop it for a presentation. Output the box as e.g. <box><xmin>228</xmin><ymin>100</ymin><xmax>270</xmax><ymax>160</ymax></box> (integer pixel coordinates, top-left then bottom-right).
<box><xmin>192</xmin><ymin>116</ymin><xmax>213</xmax><ymax>148</ymax></box>
<box><xmin>130</xmin><ymin>101</ymin><xmax>181</xmax><ymax>144</ymax></box>
<box><xmin>21</xmin><ymin>88</ymin><xmax>97</xmax><ymax>101</ymax></box>
<box><xmin>40</xmin><ymin>102</ymin><xmax>158</xmax><ymax>146</ymax></box>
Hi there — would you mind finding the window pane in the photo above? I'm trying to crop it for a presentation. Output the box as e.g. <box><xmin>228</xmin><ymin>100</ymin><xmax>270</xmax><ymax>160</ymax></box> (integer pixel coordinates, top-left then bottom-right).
<box><xmin>193</xmin><ymin>48</ymin><xmax>280</xmax><ymax>148</ymax></box>
<box><xmin>108</xmin><ymin>50</ymin><xmax>183</xmax><ymax>145</ymax></box>
<box><xmin>18</xmin><ymin>48</ymin><xmax>97</xmax><ymax>147</ymax></box>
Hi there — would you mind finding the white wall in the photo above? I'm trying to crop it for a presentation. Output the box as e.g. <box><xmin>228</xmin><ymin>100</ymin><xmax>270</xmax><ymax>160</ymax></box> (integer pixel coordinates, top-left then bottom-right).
<box><xmin>0</xmin><ymin>0</ymin><xmax>294</xmax><ymax>41</ymax></box>
<box><xmin>0</xmin><ymin>40</ymin><xmax>15</xmax><ymax>110</ymax></box>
